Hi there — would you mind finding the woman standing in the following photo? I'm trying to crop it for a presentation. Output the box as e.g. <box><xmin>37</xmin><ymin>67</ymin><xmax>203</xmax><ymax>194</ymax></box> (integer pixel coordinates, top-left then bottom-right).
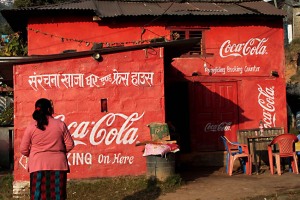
<box><xmin>20</xmin><ymin>98</ymin><xmax>74</xmax><ymax>200</ymax></box>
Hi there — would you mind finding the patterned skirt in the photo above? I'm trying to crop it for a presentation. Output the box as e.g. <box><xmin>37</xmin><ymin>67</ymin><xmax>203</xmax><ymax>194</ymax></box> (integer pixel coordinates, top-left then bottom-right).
<box><xmin>30</xmin><ymin>170</ymin><xmax>67</xmax><ymax>200</ymax></box>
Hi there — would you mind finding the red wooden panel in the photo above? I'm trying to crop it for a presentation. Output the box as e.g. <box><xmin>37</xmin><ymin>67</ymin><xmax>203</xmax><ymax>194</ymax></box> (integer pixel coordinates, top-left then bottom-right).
<box><xmin>190</xmin><ymin>82</ymin><xmax>238</xmax><ymax>151</ymax></box>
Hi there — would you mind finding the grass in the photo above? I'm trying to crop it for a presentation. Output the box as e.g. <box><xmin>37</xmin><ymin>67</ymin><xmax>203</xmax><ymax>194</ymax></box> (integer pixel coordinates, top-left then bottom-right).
<box><xmin>0</xmin><ymin>173</ymin><xmax>182</xmax><ymax>200</ymax></box>
<box><xmin>0</xmin><ymin>173</ymin><xmax>13</xmax><ymax>200</ymax></box>
<box><xmin>3</xmin><ymin>172</ymin><xmax>300</xmax><ymax>200</ymax></box>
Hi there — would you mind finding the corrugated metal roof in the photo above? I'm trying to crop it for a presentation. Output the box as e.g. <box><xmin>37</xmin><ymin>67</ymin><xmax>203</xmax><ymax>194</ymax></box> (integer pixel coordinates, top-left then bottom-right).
<box><xmin>100</xmin><ymin>1</ymin><xmax>286</xmax><ymax>16</ymax></box>
<box><xmin>2</xmin><ymin>0</ymin><xmax>285</xmax><ymax>17</ymax></box>
<box><xmin>239</xmin><ymin>1</ymin><xmax>286</xmax><ymax>15</ymax></box>
<box><xmin>0</xmin><ymin>0</ymin><xmax>286</xmax><ymax>31</ymax></box>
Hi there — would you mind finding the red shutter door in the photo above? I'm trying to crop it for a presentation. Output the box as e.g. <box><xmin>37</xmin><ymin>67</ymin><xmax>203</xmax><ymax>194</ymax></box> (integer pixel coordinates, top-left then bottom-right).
<box><xmin>190</xmin><ymin>81</ymin><xmax>238</xmax><ymax>151</ymax></box>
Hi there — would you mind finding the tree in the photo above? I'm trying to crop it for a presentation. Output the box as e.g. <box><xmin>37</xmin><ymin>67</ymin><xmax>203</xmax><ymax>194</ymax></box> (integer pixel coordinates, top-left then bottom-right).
<box><xmin>1</xmin><ymin>0</ymin><xmax>74</xmax><ymax>56</ymax></box>
<box><xmin>0</xmin><ymin>32</ymin><xmax>27</xmax><ymax>56</ymax></box>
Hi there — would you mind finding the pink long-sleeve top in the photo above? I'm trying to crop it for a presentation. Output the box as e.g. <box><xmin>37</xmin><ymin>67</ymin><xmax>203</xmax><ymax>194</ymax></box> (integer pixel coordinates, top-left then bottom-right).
<box><xmin>20</xmin><ymin>117</ymin><xmax>74</xmax><ymax>173</ymax></box>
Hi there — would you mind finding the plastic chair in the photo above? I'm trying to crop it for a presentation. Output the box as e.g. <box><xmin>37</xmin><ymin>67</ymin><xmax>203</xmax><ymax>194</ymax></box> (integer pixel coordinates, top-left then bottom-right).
<box><xmin>296</xmin><ymin>134</ymin><xmax>300</xmax><ymax>166</ymax></box>
<box><xmin>220</xmin><ymin>136</ymin><xmax>242</xmax><ymax>173</ymax></box>
<box><xmin>220</xmin><ymin>136</ymin><xmax>252</xmax><ymax>176</ymax></box>
<box><xmin>268</xmin><ymin>134</ymin><xmax>299</xmax><ymax>175</ymax></box>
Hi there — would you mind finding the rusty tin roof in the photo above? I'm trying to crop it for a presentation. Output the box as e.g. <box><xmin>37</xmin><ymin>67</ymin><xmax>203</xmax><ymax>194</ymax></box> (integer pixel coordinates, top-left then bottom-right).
<box><xmin>1</xmin><ymin>0</ymin><xmax>286</xmax><ymax>31</ymax></box>
<box><xmin>3</xmin><ymin>0</ymin><xmax>285</xmax><ymax>16</ymax></box>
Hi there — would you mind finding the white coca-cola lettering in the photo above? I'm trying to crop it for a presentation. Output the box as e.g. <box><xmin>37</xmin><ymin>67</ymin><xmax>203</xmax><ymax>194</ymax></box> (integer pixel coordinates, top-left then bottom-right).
<box><xmin>204</xmin><ymin>122</ymin><xmax>232</xmax><ymax>132</ymax></box>
<box><xmin>262</xmin><ymin>111</ymin><xmax>276</xmax><ymax>128</ymax></box>
<box><xmin>257</xmin><ymin>84</ymin><xmax>276</xmax><ymax>127</ymax></box>
<box><xmin>55</xmin><ymin>112</ymin><xmax>144</xmax><ymax>146</ymax></box>
<box><xmin>219</xmin><ymin>38</ymin><xmax>268</xmax><ymax>58</ymax></box>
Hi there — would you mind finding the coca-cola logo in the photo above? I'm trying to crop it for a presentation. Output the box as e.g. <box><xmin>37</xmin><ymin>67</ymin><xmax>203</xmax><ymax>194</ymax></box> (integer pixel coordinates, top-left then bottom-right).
<box><xmin>55</xmin><ymin>112</ymin><xmax>144</xmax><ymax>146</ymax></box>
<box><xmin>257</xmin><ymin>84</ymin><xmax>276</xmax><ymax>127</ymax></box>
<box><xmin>204</xmin><ymin>122</ymin><xmax>232</xmax><ymax>132</ymax></box>
<box><xmin>220</xmin><ymin>38</ymin><xmax>268</xmax><ymax>58</ymax></box>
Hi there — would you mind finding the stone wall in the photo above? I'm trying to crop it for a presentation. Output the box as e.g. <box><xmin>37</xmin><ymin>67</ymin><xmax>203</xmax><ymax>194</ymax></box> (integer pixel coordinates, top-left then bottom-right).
<box><xmin>13</xmin><ymin>181</ymin><xmax>30</xmax><ymax>199</ymax></box>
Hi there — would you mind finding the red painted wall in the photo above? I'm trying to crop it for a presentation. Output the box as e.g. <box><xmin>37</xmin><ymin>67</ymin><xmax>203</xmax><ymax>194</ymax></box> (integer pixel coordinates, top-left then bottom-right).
<box><xmin>14</xmin><ymin>49</ymin><xmax>165</xmax><ymax>181</ymax></box>
<box><xmin>27</xmin><ymin>16</ymin><xmax>169</xmax><ymax>55</ymax></box>
<box><xmin>13</xmin><ymin>16</ymin><xmax>287</xmax><ymax>180</ymax></box>
<box><xmin>170</xmin><ymin>20</ymin><xmax>287</xmax><ymax>147</ymax></box>
<box><xmin>13</xmin><ymin>18</ymin><xmax>169</xmax><ymax>181</ymax></box>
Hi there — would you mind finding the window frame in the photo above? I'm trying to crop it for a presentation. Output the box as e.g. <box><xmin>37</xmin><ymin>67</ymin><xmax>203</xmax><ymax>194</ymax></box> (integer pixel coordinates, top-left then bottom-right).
<box><xmin>167</xmin><ymin>27</ymin><xmax>212</xmax><ymax>58</ymax></box>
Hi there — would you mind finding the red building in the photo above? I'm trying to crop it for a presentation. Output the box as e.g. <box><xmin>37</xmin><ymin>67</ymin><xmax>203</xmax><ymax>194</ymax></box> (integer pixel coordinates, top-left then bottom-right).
<box><xmin>1</xmin><ymin>0</ymin><xmax>286</xmax><ymax>191</ymax></box>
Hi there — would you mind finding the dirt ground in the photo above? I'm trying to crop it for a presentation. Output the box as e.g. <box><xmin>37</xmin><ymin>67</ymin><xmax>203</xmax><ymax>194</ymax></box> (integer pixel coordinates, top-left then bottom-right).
<box><xmin>158</xmin><ymin>166</ymin><xmax>300</xmax><ymax>200</ymax></box>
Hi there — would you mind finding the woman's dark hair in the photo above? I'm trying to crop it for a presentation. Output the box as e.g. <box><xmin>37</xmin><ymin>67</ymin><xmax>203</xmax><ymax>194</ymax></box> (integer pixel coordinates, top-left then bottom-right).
<box><xmin>32</xmin><ymin>98</ymin><xmax>54</xmax><ymax>131</ymax></box>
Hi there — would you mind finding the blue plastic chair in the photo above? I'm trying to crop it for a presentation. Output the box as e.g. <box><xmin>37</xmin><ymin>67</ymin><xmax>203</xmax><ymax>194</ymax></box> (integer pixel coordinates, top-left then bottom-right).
<box><xmin>296</xmin><ymin>134</ymin><xmax>300</xmax><ymax>166</ymax></box>
<box><xmin>220</xmin><ymin>136</ymin><xmax>248</xmax><ymax>175</ymax></box>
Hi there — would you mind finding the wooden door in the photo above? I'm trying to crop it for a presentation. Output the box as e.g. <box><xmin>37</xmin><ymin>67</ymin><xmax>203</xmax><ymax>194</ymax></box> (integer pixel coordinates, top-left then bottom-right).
<box><xmin>190</xmin><ymin>81</ymin><xmax>238</xmax><ymax>151</ymax></box>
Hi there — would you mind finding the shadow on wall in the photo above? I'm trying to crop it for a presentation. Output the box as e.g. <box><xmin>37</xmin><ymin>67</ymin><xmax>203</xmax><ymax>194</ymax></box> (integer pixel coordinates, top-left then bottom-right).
<box><xmin>163</xmin><ymin>47</ymin><xmax>251</xmax><ymax>179</ymax></box>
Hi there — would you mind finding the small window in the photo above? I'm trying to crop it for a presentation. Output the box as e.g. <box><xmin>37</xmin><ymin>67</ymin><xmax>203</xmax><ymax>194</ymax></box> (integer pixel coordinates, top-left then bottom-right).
<box><xmin>170</xmin><ymin>29</ymin><xmax>203</xmax><ymax>57</ymax></box>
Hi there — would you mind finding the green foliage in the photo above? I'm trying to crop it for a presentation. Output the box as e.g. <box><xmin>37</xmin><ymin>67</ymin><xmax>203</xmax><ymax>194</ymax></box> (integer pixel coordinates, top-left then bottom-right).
<box><xmin>290</xmin><ymin>71</ymin><xmax>300</xmax><ymax>83</ymax></box>
<box><xmin>13</xmin><ymin>0</ymin><xmax>31</xmax><ymax>8</ymax></box>
<box><xmin>0</xmin><ymin>32</ymin><xmax>27</xmax><ymax>56</ymax></box>
<box><xmin>0</xmin><ymin>106</ymin><xmax>13</xmax><ymax>126</ymax></box>
<box><xmin>285</xmin><ymin>38</ymin><xmax>300</xmax><ymax>63</ymax></box>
